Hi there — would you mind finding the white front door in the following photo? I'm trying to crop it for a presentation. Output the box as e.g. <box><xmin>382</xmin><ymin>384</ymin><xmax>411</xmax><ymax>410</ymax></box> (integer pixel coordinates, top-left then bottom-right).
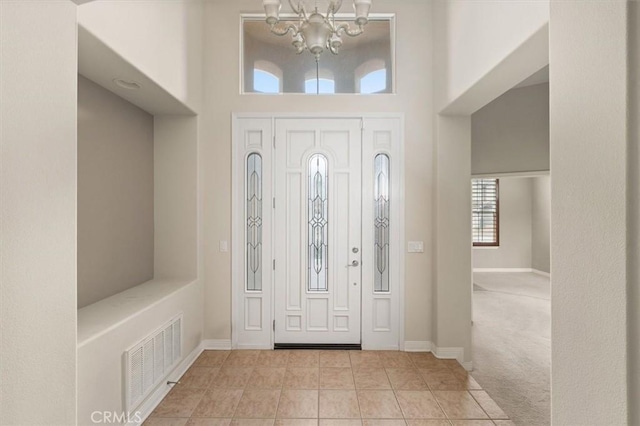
<box><xmin>274</xmin><ymin>118</ymin><xmax>362</xmax><ymax>344</ymax></box>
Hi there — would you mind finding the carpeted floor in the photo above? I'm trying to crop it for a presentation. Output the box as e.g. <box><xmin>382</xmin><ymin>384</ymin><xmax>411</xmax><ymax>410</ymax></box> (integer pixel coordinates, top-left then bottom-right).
<box><xmin>472</xmin><ymin>272</ymin><xmax>550</xmax><ymax>425</ymax></box>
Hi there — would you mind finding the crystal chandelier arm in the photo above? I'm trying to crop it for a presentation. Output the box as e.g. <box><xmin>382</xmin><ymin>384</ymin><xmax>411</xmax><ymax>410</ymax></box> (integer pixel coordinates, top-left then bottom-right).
<box><xmin>334</xmin><ymin>22</ymin><xmax>364</xmax><ymax>37</ymax></box>
<box><xmin>328</xmin><ymin>0</ymin><xmax>343</xmax><ymax>15</ymax></box>
<box><xmin>288</xmin><ymin>0</ymin><xmax>306</xmax><ymax>17</ymax></box>
<box><xmin>269</xmin><ymin>22</ymin><xmax>299</xmax><ymax>36</ymax></box>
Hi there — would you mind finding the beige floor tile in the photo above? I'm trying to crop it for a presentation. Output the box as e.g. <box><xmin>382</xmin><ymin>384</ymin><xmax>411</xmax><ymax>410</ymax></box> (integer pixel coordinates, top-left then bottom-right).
<box><xmin>230</xmin><ymin>420</ymin><xmax>276</xmax><ymax>426</ymax></box>
<box><xmin>361</xmin><ymin>421</ymin><xmax>407</xmax><ymax>426</ymax></box>
<box><xmin>288</xmin><ymin>351</ymin><xmax>320</xmax><ymax>367</ymax></box>
<box><xmin>420</xmin><ymin>370</ymin><xmax>466</xmax><ymax>391</ymax></box>
<box><xmin>319</xmin><ymin>368</ymin><xmax>355</xmax><ymax>389</ymax></box>
<box><xmin>446</xmin><ymin>365</ymin><xmax>469</xmax><ymax>376</ymax></box>
<box><xmin>275</xmin><ymin>420</ymin><xmax>319</xmax><ymax>426</ymax></box>
<box><xmin>449</xmin><ymin>422</ymin><xmax>493</xmax><ymax>426</ymax></box>
<box><xmin>353</xmin><ymin>368</ymin><xmax>391</xmax><ymax>389</ymax></box>
<box><xmin>432</xmin><ymin>392</ymin><xmax>488</xmax><ymax>420</ymax></box>
<box><xmin>258</xmin><ymin>351</ymin><xmax>290</xmax><ymax>367</ymax></box>
<box><xmin>194</xmin><ymin>351</ymin><xmax>231</xmax><ymax>367</ymax></box>
<box><xmin>225</xmin><ymin>351</ymin><xmax>261</xmax><ymax>367</ymax></box>
<box><xmin>186</xmin><ymin>419</ymin><xmax>232</xmax><ymax>426</ymax></box>
<box><xmin>192</xmin><ymin>389</ymin><xmax>244</xmax><ymax>418</ymax></box>
<box><xmin>319</xmin><ymin>390</ymin><xmax>360</xmax><ymax>419</ymax></box>
<box><xmin>385</xmin><ymin>368</ymin><xmax>428</xmax><ymax>391</ymax></box>
<box><xmin>247</xmin><ymin>368</ymin><xmax>287</xmax><ymax>389</ymax></box>
<box><xmin>492</xmin><ymin>421</ymin><xmax>515</xmax><ymax>425</ymax></box>
<box><xmin>320</xmin><ymin>351</ymin><xmax>352</xmax><ymax>368</ymax></box>
<box><xmin>212</xmin><ymin>367</ymin><xmax>254</xmax><ymax>389</ymax></box>
<box><xmin>178</xmin><ymin>367</ymin><xmax>220</xmax><ymax>389</ymax></box>
<box><xmin>405</xmin><ymin>421</ymin><xmax>451</xmax><ymax>426</ymax></box>
<box><xmin>144</xmin><ymin>418</ymin><xmax>188</xmax><ymax>426</ymax></box>
<box><xmin>234</xmin><ymin>389</ymin><xmax>282</xmax><ymax>418</ymax></box>
<box><xmin>284</xmin><ymin>368</ymin><xmax>319</xmax><ymax>389</ymax></box>
<box><xmin>452</xmin><ymin>375</ymin><xmax>481</xmax><ymax>391</ymax></box>
<box><xmin>408</xmin><ymin>355</ymin><xmax>449</xmax><ymax>371</ymax></box>
<box><xmin>151</xmin><ymin>388</ymin><xmax>205</xmax><ymax>418</ymax></box>
<box><xmin>378</xmin><ymin>352</ymin><xmax>414</xmax><ymax>368</ymax></box>
<box><xmin>356</xmin><ymin>390</ymin><xmax>403</xmax><ymax>419</ymax></box>
<box><xmin>319</xmin><ymin>420</ymin><xmax>362</xmax><ymax>426</ymax></box>
<box><xmin>350</xmin><ymin>352</ymin><xmax>383</xmax><ymax>369</ymax></box>
<box><xmin>395</xmin><ymin>391</ymin><xmax>446</xmax><ymax>420</ymax></box>
<box><xmin>277</xmin><ymin>390</ymin><xmax>319</xmax><ymax>418</ymax></box>
<box><xmin>468</xmin><ymin>391</ymin><xmax>508</xmax><ymax>420</ymax></box>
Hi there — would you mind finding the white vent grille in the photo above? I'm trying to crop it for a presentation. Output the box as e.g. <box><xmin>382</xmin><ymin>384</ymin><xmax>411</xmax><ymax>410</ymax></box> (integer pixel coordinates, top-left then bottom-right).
<box><xmin>125</xmin><ymin>314</ymin><xmax>182</xmax><ymax>413</ymax></box>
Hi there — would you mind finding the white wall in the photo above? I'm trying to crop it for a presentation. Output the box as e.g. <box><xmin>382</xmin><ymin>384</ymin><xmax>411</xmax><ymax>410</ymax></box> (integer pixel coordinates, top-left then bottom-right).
<box><xmin>471</xmin><ymin>84</ymin><xmax>549</xmax><ymax>175</ymax></box>
<box><xmin>201</xmin><ymin>0</ymin><xmax>435</xmax><ymax>346</ymax></box>
<box><xmin>531</xmin><ymin>175</ymin><xmax>550</xmax><ymax>273</ymax></box>
<box><xmin>473</xmin><ymin>178</ymin><xmax>533</xmax><ymax>270</ymax></box>
<box><xmin>154</xmin><ymin>116</ymin><xmax>199</xmax><ymax>280</ymax></box>
<box><xmin>550</xmin><ymin>2</ymin><xmax>630</xmax><ymax>423</ymax></box>
<box><xmin>0</xmin><ymin>1</ymin><xmax>77</xmax><ymax>424</ymax></box>
<box><xmin>435</xmin><ymin>115</ymin><xmax>472</xmax><ymax>362</ymax></box>
<box><xmin>78</xmin><ymin>0</ymin><xmax>203</xmax><ymax>111</ymax></box>
<box><xmin>436</xmin><ymin>0</ymin><xmax>549</xmax><ymax>108</ymax></box>
<box><xmin>78</xmin><ymin>75</ymin><xmax>155</xmax><ymax>308</ymax></box>
<box><xmin>629</xmin><ymin>2</ymin><xmax>640</xmax><ymax>424</ymax></box>
<box><xmin>77</xmin><ymin>280</ymin><xmax>203</xmax><ymax>424</ymax></box>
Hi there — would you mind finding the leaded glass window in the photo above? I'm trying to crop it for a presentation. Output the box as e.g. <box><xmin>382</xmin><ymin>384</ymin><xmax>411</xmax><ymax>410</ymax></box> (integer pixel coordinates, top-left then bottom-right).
<box><xmin>308</xmin><ymin>154</ymin><xmax>329</xmax><ymax>292</ymax></box>
<box><xmin>246</xmin><ymin>153</ymin><xmax>262</xmax><ymax>291</ymax></box>
<box><xmin>374</xmin><ymin>154</ymin><xmax>390</xmax><ymax>292</ymax></box>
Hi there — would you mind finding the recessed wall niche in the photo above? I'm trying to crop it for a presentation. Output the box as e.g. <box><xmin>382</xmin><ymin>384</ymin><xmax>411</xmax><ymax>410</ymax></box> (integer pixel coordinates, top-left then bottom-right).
<box><xmin>77</xmin><ymin>75</ymin><xmax>154</xmax><ymax>308</ymax></box>
<box><xmin>242</xmin><ymin>16</ymin><xmax>395</xmax><ymax>94</ymax></box>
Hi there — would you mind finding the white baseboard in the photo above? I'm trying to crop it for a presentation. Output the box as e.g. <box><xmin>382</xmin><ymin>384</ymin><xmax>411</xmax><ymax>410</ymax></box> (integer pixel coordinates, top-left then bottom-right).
<box><xmin>132</xmin><ymin>342</ymin><xmax>204</xmax><ymax>425</ymax></box>
<box><xmin>403</xmin><ymin>341</ymin><xmax>433</xmax><ymax>352</ymax></box>
<box><xmin>473</xmin><ymin>268</ymin><xmax>533</xmax><ymax>273</ymax></box>
<box><xmin>533</xmin><ymin>269</ymin><xmax>551</xmax><ymax>277</ymax></box>
<box><xmin>403</xmin><ymin>341</ymin><xmax>472</xmax><ymax>371</ymax></box>
<box><xmin>202</xmin><ymin>339</ymin><xmax>232</xmax><ymax>350</ymax></box>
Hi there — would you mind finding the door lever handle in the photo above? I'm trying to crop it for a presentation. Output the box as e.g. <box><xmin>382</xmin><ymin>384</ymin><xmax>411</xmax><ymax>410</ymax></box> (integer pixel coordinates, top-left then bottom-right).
<box><xmin>347</xmin><ymin>260</ymin><xmax>359</xmax><ymax>267</ymax></box>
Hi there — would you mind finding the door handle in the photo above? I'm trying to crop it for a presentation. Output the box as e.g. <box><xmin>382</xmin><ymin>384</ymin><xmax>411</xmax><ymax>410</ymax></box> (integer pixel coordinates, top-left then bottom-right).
<box><xmin>347</xmin><ymin>260</ymin><xmax>359</xmax><ymax>267</ymax></box>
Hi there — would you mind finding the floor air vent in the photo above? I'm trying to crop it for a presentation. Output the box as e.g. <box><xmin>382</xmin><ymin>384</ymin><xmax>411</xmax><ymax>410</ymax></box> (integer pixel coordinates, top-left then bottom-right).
<box><xmin>125</xmin><ymin>314</ymin><xmax>182</xmax><ymax>413</ymax></box>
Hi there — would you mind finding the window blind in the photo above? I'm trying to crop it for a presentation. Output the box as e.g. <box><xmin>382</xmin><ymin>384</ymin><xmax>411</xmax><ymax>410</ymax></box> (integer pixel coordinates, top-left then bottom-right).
<box><xmin>472</xmin><ymin>178</ymin><xmax>499</xmax><ymax>246</ymax></box>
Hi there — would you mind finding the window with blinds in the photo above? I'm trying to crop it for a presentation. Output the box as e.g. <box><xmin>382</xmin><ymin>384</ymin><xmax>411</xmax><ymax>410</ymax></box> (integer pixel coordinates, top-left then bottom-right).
<box><xmin>472</xmin><ymin>178</ymin><xmax>499</xmax><ymax>246</ymax></box>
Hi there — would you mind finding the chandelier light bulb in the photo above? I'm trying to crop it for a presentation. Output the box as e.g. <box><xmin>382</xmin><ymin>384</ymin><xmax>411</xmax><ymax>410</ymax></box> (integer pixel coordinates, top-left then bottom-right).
<box><xmin>353</xmin><ymin>0</ymin><xmax>372</xmax><ymax>26</ymax></box>
<box><xmin>261</xmin><ymin>0</ymin><xmax>371</xmax><ymax>58</ymax></box>
<box><xmin>262</xmin><ymin>0</ymin><xmax>281</xmax><ymax>25</ymax></box>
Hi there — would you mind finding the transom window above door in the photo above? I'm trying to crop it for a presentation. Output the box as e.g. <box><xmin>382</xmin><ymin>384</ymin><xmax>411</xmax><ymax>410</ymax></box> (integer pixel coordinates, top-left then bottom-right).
<box><xmin>242</xmin><ymin>16</ymin><xmax>395</xmax><ymax>94</ymax></box>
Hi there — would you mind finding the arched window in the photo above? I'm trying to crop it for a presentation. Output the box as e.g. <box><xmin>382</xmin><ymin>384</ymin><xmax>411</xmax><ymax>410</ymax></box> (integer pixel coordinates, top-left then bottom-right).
<box><xmin>305</xmin><ymin>78</ymin><xmax>335</xmax><ymax>94</ymax></box>
<box><xmin>355</xmin><ymin>59</ymin><xmax>388</xmax><ymax>94</ymax></box>
<box><xmin>253</xmin><ymin>60</ymin><xmax>282</xmax><ymax>93</ymax></box>
<box><xmin>360</xmin><ymin>69</ymin><xmax>387</xmax><ymax>94</ymax></box>
<box><xmin>304</xmin><ymin>69</ymin><xmax>335</xmax><ymax>94</ymax></box>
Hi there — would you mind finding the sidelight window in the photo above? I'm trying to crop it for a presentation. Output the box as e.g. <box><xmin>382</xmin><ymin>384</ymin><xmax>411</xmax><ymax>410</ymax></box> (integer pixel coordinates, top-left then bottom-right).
<box><xmin>374</xmin><ymin>154</ymin><xmax>390</xmax><ymax>292</ymax></box>
<box><xmin>246</xmin><ymin>153</ymin><xmax>263</xmax><ymax>291</ymax></box>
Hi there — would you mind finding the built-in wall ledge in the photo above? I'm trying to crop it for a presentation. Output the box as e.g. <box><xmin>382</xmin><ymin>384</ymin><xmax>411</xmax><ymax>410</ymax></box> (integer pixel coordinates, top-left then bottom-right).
<box><xmin>78</xmin><ymin>278</ymin><xmax>197</xmax><ymax>348</ymax></box>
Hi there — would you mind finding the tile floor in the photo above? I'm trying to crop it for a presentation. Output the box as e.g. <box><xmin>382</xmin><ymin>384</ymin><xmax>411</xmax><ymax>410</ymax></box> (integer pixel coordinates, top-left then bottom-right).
<box><xmin>146</xmin><ymin>350</ymin><xmax>513</xmax><ymax>426</ymax></box>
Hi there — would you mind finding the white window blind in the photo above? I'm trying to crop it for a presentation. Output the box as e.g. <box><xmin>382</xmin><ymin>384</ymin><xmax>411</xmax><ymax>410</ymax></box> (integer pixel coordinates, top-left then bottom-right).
<box><xmin>472</xmin><ymin>178</ymin><xmax>499</xmax><ymax>246</ymax></box>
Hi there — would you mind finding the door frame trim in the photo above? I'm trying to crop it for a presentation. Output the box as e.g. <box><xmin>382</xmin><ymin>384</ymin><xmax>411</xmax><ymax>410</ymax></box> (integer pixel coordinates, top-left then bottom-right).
<box><xmin>231</xmin><ymin>113</ymin><xmax>405</xmax><ymax>351</ymax></box>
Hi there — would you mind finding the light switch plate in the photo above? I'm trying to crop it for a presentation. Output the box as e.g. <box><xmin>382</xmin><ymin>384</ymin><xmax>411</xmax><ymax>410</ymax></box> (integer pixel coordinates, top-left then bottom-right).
<box><xmin>219</xmin><ymin>240</ymin><xmax>228</xmax><ymax>252</ymax></box>
<box><xmin>407</xmin><ymin>241</ymin><xmax>424</xmax><ymax>253</ymax></box>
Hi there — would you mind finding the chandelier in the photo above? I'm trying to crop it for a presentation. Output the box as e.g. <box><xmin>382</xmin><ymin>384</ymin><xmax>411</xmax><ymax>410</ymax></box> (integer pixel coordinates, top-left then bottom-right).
<box><xmin>262</xmin><ymin>0</ymin><xmax>372</xmax><ymax>59</ymax></box>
